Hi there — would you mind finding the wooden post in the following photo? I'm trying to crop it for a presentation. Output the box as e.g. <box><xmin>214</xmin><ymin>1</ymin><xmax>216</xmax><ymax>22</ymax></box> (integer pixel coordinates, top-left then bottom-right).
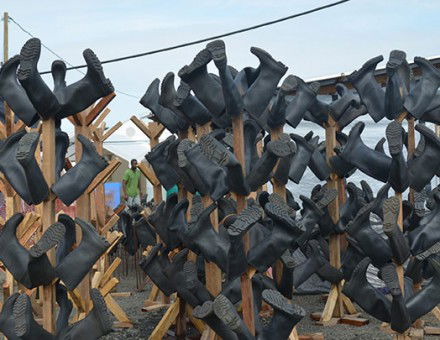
<box><xmin>232</xmin><ymin>115</ymin><xmax>255</xmax><ymax>335</ymax></box>
<box><xmin>3</xmin><ymin>12</ymin><xmax>8</xmax><ymax>63</ymax></box>
<box><xmin>41</xmin><ymin>118</ymin><xmax>56</xmax><ymax>332</ymax></box>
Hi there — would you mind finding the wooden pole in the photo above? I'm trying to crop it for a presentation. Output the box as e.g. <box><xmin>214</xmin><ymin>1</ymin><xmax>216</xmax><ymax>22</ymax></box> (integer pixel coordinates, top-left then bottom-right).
<box><xmin>3</xmin><ymin>12</ymin><xmax>8</xmax><ymax>63</ymax></box>
<box><xmin>232</xmin><ymin>115</ymin><xmax>255</xmax><ymax>335</ymax></box>
<box><xmin>41</xmin><ymin>118</ymin><xmax>56</xmax><ymax>332</ymax></box>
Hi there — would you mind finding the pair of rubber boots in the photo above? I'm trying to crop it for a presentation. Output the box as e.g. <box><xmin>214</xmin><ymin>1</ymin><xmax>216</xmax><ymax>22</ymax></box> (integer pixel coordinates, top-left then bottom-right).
<box><xmin>14</xmin><ymin>38</ymin><xmax>113</xmax><ymax>121</ymax></box>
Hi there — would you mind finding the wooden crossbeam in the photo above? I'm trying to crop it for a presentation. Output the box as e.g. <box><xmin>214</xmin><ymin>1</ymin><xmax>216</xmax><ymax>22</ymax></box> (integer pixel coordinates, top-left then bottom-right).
<box><xmin>85</xmin><ymin>93</ymin><xmax>116</xmax><ymax>126</ymax></box>
<box><xmin>68</xmin><ymin>289</ymin><xmax>87</xmax><ymax>313</ymax></box>
<box><xmin>86</xmin><ymin>159</ymin><xmax>121</xmax><ymax>194</ymax></box>
<box><xmin>138</xmin><ymin>162</ymin><xmax>159</xmax><ymax>186</ymax></box>
<box><xmin>130</xmin><ymin>115</ymin><xmax>152</xmax><ymax>139</ymax></box>
<box><xmin>92</xmin><ymin>108</ymin><xmax>111</xmax><ymax>130</ymax></box>
<box><xmin>148</xmin><ymin>300</ymin><xmax>179</xmax><ymax>340</ymax></box>
<box><xmin>67</xmin><ymin>113</ymin><xmax>83</xmax><ymax>126</ymax></box>
<box><xmin>101</xmin><ymin>213</ymin><xmax>119</xmax><ymax>235</ymax></box>
<box><xmin>99</xmin><ymin>257</ymin><xmax>121</xmax><ymax>288</ymax></box>
<box><xmin>100</xmin><ymin>277</ymin><xmax>119</xmax><ymax>297</ymax></box>
<box><xmin>91</xmin><ymin>271</ymin><xmax>103</xmax><ymax>289</ymax></box>
<box><xmin>102</xmin><ymin>121</ymin><xmax>122</xmax><ymax>141</ymax></box>
<box><xmin>104</xmin><ymin>294</ymin><xmax>132</xmax><ymax>324</ymax></box>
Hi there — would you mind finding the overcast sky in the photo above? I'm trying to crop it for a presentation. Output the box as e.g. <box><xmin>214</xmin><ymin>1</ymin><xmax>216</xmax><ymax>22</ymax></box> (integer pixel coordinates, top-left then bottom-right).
<box><xmin>2</xmin><ymin>0</ymin><xmax>440</xmax><ymax>131</ymax></box>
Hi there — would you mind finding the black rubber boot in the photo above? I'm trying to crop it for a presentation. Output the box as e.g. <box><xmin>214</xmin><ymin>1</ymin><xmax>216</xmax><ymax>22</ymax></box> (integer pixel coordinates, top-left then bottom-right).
<box><xmin>55</xmin><ymin>128</ymin><xmax>69</xmax><ymax>180</ymax></box>
<box><xmin>56</xmin><ymin>214</ymin><xmax>77</xmax><ymax>265</ymax></box>
<box><xmin>145</xmin><ymin>136</ymin><xmax>180</xmax><ymax>191</ymax></box>
<box><xmin>260</xmin><ymin>289</ymin><xmax>305</xmax><ymax>340</ymax></box>
<box><xmin>183</xmin><ymin>261</ymin><xmax>213</xmax><ymax>303</ymax></box>
<box><xmin>0</xmin><ymin>213</ymin><xmax>64</xmax><ymax>288</ymax></box>
<box><xmin>184</xmin><ymin>143</ymin><xmax>230</xmax><ymax>201</ymax></box>
<box><xmin>341</xmin><ymin>239</ymin><xmax>366</xmax><ymax>280</ymax></box>
<box><xmin>409</xmin><ymin>124</ymin><xmax>440</xmax><ymax>191</ymax></box>
<box><xmin>183</xmin><ymin>204</ymin><xmax>230</xmax><ymax>273</ymax></box>
<box><xmin>337</xmin><ymin>121</ymin><xmax>391</xmax><ymax>182</ymax></box>
<box><xmin>177</xmin><ymin>139</ymin><xmax>211</xmax><ymax>195</ymax></box>
<box><xmin>383</xmin><ymin>196</ymin><xmax>411</xmax><ymax>265</ymax></box>
<box><xmin>213</xmin><ymin>294</ymin><xmax>254</xmax><ymax>340</ymax></box>
<box><xmin>342</xmin><ymin>257</ymin><xmax>391</xmax><ymax>322</ymax></box>
<box><xmin>234</xmin><ymin>66</ymin><xmax>260</xmax><ymax>96</ymax></box>
<box><xmin>246</xmin><ymin>137</ymin><xmax>295</xmax><ymax>191</ymax></box>
<box><xmin>329</xmin><ymin>83</ymin><xmax>360</xmax><ymax>121</ymax></box>
<box><xmin>405</xmin><ymin>257</ymin><xmax>423</xmax><ymax>286</ymax></box>
<box><xmin>285</xmin><ymin>76</ymin><xmax>318</xmax><ymax>128</ymax></box>
<box><xmin>55</xmin><ymin>218</ymin><xmax>109</xmax><ymax>290</ymax></box>
<box><xmin>174</xmin><ymin>81</ymin><xmax>212</xmax><ymax>125</ymax></box>
<box><xmin>347</xmin><ymin>203</ymin><xmax>393</xmax><ymax>267</ymax></box>
<box><xmin>140</xmin><ymin>78</ymin><xmax>187</xmax><ymax>133</ymax></box>
<box><xmin>308</xmin><ymin>142</ymin><xmax>331</xmax><ymax>181</ymax></box>
<box><xmin>0</xmin><ymin>130</ymin><xmax>33</xmax><ymax>204</ymax></box>
<box><xmin>266</xmin><ymin>75</ymin><xmax>296</xmax><ymax>130</ymax></box>
<box><xmin>55</xmin><ymin>49</ymin><xmax>114</xmax><ymax>118</ymax></box>
<box><xmin>134</xmin><ymin>217</ymin><xmax>157</xmax><ymax>248</ymax></box>
<box><xmin>207</xmin><ymin>40</ymin><xmax>243</xmax><ymax>118</ymax></box>
<box><xmin>385</xmin><ymin>50</ymin><xmax>410</xmax><ymax>119</ymax></box>
<box><xmin>337</xmin><ymin>104</ymin><xmax>368</xmax><ymax>131</ymax></box>
<box><xmin>56</xmin><ymin>288</ymin><xmax>112</xmax><ymax>339</ymax></box>
<box><xmin>56</xmin><ymin>282</ymin><xmax>73</xmax><ymax>334</ymax></box>
<box><xmin>225</xmin><ymin>204</ymin><xmax>262</xmax><ymax>280</ymax></box>
<box><xmin>16</xmin><ymin>132</ymin><xmax>49</xmax><ymax>204</ymax></box>
<box><xmin>380</xmin><ymin>263</ymin><xmax>411</xmax><ymax>333</ymax></box>
<box><xmin>337</xmin><ymin>182</ymin><xmax>366</xmax><ymax>232</ymax></box>
<box><xmin>277</xmin><ymin>250</ymin><xmax>295</xmax><ymax>298</ymax></box>
<box><xmin>199</xmin><ymin>134</ymin><xmax>249</xmax><ymax>196</ymax></box>
<box><xmin>244</xmin><ymin>118</ymin><xmax>261</xmax><ymax>175</ymax></box>
<box><xmin>13</xmin><ymin>294</ymin><xmax>55</xmax><ymax>340</ymax></box>
<box><xmin>404</xmin><ymin>57</ymin><xmax>440</xmax><ymax>119</ymax></box>
<box><xmin>242</xmin><ymin>47</ymin><xmax>287</xmax><ymax>118</ymax></box>
<box><xmin>0</xmin><ymin>55</ymin><xmax>39</xmax><ymax>126</ymax></box>
<box><xmin>139</xmin><ymin>244</ymin><xmax>176</xmax><ymax>296</ymax></box>
<box><xmin>386</xmin><ymin>121</ymin><xmax>409</xmax><ymax>193</ymax></box>
<box><xmin>17</xmin><ymin>38</ymin><xmax>61</xmax><ymax>120</ymax></box>
<box><xmin>374</xmin><ymin>137</ymin><xmax>386</xmax><ymax>154</ymax></box>
<box><xmin>308</xmin><ymin>240</ymin><xmax>344</xmax><ymax>284</ymax></box>
<box><xmin>178</xmin><ymin>48</ymin><xmax>225</xmax><ymax>117</ymax></box>
<box><xmin>0</xmin><ymin>293</ymin><xmax>20</xmax><ymax>340</ymax></box>
<box><xmin>371</xmin><ymin>183</ymin><xmax>391</xmax><ymax>220</ymax></box>
<box><xmin>166</xmin><ymin>138</ymin><xmax>196</xmax><ymax>194</ymax></box>
<box><xmin>288</xmin><ymin>133</ymin><xmax>315</xmax><ymax>184</ymax></box>
<box><xmin>51</xmin><ymin>60</ymin><xmax>67</xmax><ymax>94</ymax></box>
<box><xmin>406</xmin><ymin>255</ymin><xmax>440</xmax><ymax>322</ymax></box>
<box><xmin>408</xmin><ymin>191</ymin><xmax>440</xmax><ymax>256</ymax></box>
<box><xmin>273</xmin><ymin>133</ymin><xmax>296</xmax><ymax>185</ymax></box>
<box><xmin>159</xmin><ymin>72</ymin><xmax>190</xmax><ymax>130</ymax></box>
<box><xmin>348</xmin><ymin>55</ymin><xmax>385</xmax><ymax>122</ymax></box>
<box><xmin>292</xmin><ymin>242</ymin><xmax>325</xmax><ymax>288</ymax></box>
<box><xmin>52</xmin><ymin>134</ymin><xmax>108</xmax><ymax>206</ymax></box>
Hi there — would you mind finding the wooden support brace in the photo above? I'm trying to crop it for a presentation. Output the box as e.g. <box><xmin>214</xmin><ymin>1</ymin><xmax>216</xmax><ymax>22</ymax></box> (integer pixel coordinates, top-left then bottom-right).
<box><xmin>130</xmin><ymin>115</ymin><xmax>152</xmax><ymax>139</ymax></box>
<box><xmin>102</xmin><ymin>121</ymin><xmax>123</xmax><ymax>141</ymax></box>
<box><xmin>101</xmin><ymin>214</ymin><xmax>119</xmax><ymax>235</ymax></box>
<box><xmin>100</xmin><ymin>277</ymin><xmax>119</xmax><ymax>297</ymax></box>
<box><xmin>86</xmin><ymin>159</ymin><xmax>121</xmax><ymax>194</ymax></box>
<box><xmin>104</xmin><ymin>294</ymin><xmax>132</xmax><ymax>325</ymax></box>
<box><xmin>85</xmin><ymin>93</ymin><xmax>116</xmax><ymax>126</ymax></box>
<box><xmin>148</xmin><ymin>300</ymin><xmax>180</xmax><ymax>340</ymax></box>
<box><xmin>99</xmin><ymin>257</ymin><xmax>121</xmax><ymax>288</ymax></box>
<box><xmin>138</xmin><ymin>162</ymin><xmax>160</xmax><ymax>186</ymax></box>
<box><xmin>92</xmin><ymin>108</ymin><xmax>111</xmax><ymax>130</ymax></box>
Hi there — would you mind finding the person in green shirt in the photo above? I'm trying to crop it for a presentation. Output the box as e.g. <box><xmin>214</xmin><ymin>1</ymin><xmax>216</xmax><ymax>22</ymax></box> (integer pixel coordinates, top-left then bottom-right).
<box><xmin>122</xmin><ymin>159</ymin><xmax>142</xmax><ymax>209</ymax></box>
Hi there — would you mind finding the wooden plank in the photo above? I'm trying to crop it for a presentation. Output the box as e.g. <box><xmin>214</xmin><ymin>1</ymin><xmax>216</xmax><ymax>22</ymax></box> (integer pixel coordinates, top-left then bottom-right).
<box><xmin>104</xmin><ymin>293</ymin><xmax>132</xmax><ymax>323</ymax></box>
<box><xmin>111</xmin><ymin>292</ymin><xmax>132</xmax><ymax>298</ymax></box>
<box><xmin>130</xmin><ymin>115</ymin><xmax>152</xmax><ymax>139</ymax></box>
<box><xmin>92</xmin><ymin>108</ymin><xmax>111</xmax><ymax>130</ymax></box>
<box><xmin>142</xmin><ymin>303</ymin><xmax>170</xmax><ymax>312</ymax></box>
<box><xmin>99</xmin><ymin>257</ymin><xmax>121</xmax><ymax>288</ymax></box>
<box><xmin>100</xmin><ymin>277</ymin><xmax>119</xmax><ymax>297</ymax></box>
<box><xmin>91</xmin><ymin>271</ymin><xmax>103</xmax><ymax>289</ymax></box>
<box><xmin>41</xmin><ymin>118</ymin><xmax>56</xmax><ymax>332</ymax></box>
<box><xmin>101</xmin><ymin>213</ymin><xmax>119</xmax><ymax>235</ymax></box>
<box><xmin>13</xmin><ymin>120</ymin><xmax>25</xmax><ymax>133</ymax></box>
<box><xmin>341</xmin><ymin>293</ymin><xmax>357</xmax><ymax>315</ymax></box>
<box><xmin>102</xmin><ymin>121</ymin><xmax>123</xmax><ymax>141</ymax></box>
<box><xmin>68</xmin><ymin>289</ymin><xmax>87</xmax><ymax>312</ymax></box>
<box><xmin>320</xmin><ymin>286</ymin><xmax>338</xmax><ymax>322</ymax></box>
<box><xmin>339</xmin><ymin>316</ymin><xmax>369</xmax><ymax>327</ymax></box>
<box><xmin>149</xmin><ymin>122</ymin><xmax>165</xmax><ymax>139</ymax></box>
<box><xmin>138</xmin><ymin>162</ymin><xmax>160</xmax><ymax>186</ymax></box>
<box><xmin>148</xmin><ymin>300</ymin><xmax>179</xmax><ymax>340</ymax></box>
<box><xmin>425</xmin><ymin>326</ymin><xmax>440</xmax><ymax>335</ymax></box>
<box><xmin>231</xmin><ymin>114</ymin><xmax>255</xmax><ymax>335</ymax></box>
<box><xmin>298</xmin><ymin>334</ymin><xmax>324</xmax><ymax>340</ymax></box>
<box><xmin>86</xmin><ymin>159</ymin><xmax>121</xmax><ymax>194</ymax></box>
<box><xmin>85</xmin><ymin>93</ymin><xmax>116</xmax><ymax>126</ymax></box>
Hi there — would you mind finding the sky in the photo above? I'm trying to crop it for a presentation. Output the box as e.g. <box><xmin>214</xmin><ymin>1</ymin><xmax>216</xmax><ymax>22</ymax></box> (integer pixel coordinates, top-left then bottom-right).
<box><xmin>2</xmin><ymin>0</ymin><xmax>440</xmax><ymax>157</ymax></box>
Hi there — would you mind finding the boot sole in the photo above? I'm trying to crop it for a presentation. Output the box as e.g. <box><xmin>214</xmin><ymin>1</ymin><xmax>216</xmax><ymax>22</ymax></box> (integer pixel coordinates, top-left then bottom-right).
<box><xmin>13</xmin><ymin>294</ymin><xmax>30</xmax><ymax>337</ymax></box>
<box><xmin>415</xmin><ymin>241</ymin><xmax>440</xmax><ymax>260</ymax></box>
<box><xmin>262</xmin><ymin>289</ymin><xmax>305</xmax><ymax>318</ymax></box>
<box><xmin>180</xmin><ymin>49</ymin><xmax>212</xmax><ymax>78</ymax></box>
<box><xmin>174</xmin><ymin>82</ymin><xmax>191</xmax><ymax>107</ymax></box>
<box><xmin>206</xmin><ymin>40</ymin><xmax>226</xmax><ymax>62</ymax></box>
<box><xmin>16</xmin><ymin>132</ymin><xmax>40</xmax><ymax>167</ymax></box>
<box><xmin>227</xmin><ymin>204</ymin><xmax>262</xmax><ymax>237</ymax></box>
<box><xmin>316</xmin><ymin>188</ymin><xmax>337</xmax><ymax>210</ymax></box>
<box><xmin>190</xmin><ymin>195</ymin><xmax>204</xmax><ymax>224</ymax></box>
<box><xmin>192</xmin><ymin>301</ymin><xmax>213</xmax><ymax>319</ymax></box>
<box><xmin>83</xmin><ymin>48</ymin><xmax>114</xmax><ymax>95</ymax></box>
<box><xmin>380</xmin><ymin>263</ymin><xmax>401</xmax><ymax>295</ymax></box>
<box><xmin>267</xmin><ymin>139</ymin><xmax>295</xmax><ymax>158</ymax></box>
<box><xmin>264</xmin><ymin>201</ymin><xmax>296</xmax><ymax>230</ymax></box>
<box><xmin>382</xmin><ymin>196</ymin><xmax>400</xmax><ymax>236</ymax></box>
<box><xmin>177</xmin><ymin>139</ymin><xmax>194</xmax><ymax>168</ymax></box>
<box><xmin>17</xmin><ymin>38</ymin><xmax>40</xmax><ymax>82</ymax></box>
<box><xmin>90</xmin><ymin>288</ymin><xmax>113</xmax><ymax>333</ymax></box>
<box><xmin>183</xmin><ymin>261</ymin><xmax>198</xmax><ymax>290</ymax></box>
<box><xmin>213</xmin><ymin>295</ymin><xmax>241</xmax><ymax>331</ymax></box>
<box><xmin>199</xmin><ymin>134</ymin><xmax>230</xmax><ymax>166</ymax></box>
<box><xmin>386</xmin><ymin>121</ymin><xmax>403</xmax><ymax>155</ymax></box>
<box><xmin>281</xmin><ymin>249</ymin><xmax>297</xmax><ymax>268</ymax></box>
<box><xmin>29</xmin><ymin>222</ymin><xmax>65</xmax><ymax>258</ymax></box>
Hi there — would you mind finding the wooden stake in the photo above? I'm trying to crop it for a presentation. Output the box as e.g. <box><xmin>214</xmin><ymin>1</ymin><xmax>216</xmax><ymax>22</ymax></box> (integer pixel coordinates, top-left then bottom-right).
<box><xmin>232</xmin><ymin>115</ymin><xmax>255</xmax><ymax>335</ymax></box>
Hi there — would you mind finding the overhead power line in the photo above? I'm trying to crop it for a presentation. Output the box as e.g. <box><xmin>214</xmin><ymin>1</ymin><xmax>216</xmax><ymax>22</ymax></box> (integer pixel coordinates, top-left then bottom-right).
<box><xmin>34</xmin><ymin>0</ymin><xmax>350</xmax><ymax>73</ymax></box>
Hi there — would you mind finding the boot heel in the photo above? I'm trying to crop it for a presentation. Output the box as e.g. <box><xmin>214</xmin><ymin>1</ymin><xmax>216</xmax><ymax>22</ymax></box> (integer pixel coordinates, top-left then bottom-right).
<box><xmin>227</xmin><ymin>205</ymin><xmax>262</xmax><ymax>237</ymax></box>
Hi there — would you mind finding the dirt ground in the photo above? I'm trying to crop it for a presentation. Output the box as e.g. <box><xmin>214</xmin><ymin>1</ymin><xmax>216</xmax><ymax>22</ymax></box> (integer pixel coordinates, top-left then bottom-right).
<box><xmin>101</xmin><ymin>269</ymin><xmax>440</xmax><ymax>340</ymax></box>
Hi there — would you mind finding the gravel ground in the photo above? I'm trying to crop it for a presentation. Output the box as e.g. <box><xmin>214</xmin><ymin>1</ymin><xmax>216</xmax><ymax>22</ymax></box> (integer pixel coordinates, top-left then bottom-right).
<box><xmin>101</xmin><ymin>271</ymin><xmax>440</xmax><ymax>340</ymax></box>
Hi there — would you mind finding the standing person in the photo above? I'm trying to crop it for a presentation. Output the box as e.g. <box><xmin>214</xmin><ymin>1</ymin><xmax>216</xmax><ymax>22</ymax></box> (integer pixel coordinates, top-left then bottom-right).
<box><xmin>122</xmin><ymin>159</ymin><xmax>142</xmax><ymax>209</ymax></box>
